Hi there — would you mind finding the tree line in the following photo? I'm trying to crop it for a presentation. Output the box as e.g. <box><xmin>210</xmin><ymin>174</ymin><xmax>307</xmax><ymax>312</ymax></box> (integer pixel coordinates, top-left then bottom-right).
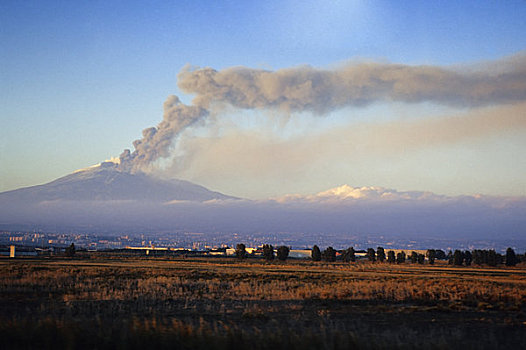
<box><xmin>447</xmin><ymin>248</ymin><xmax>521</xmax><ymax>267</ymax></box>
<box><xmin>234</xmin><ymin>243</ymin><xmax>523</xmax><ymax>267</ymax></box>
<box><xmin>235</xmin><ymin>243</ymin><xmax>290</xmax><ymax>261</ymax></box>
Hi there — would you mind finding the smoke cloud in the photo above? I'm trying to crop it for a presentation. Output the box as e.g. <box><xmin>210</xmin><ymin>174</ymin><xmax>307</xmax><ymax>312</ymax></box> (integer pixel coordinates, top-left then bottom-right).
<box><xmin>178</xmin><ymin>54</ymin><xmax>526</xmax><ymax>113</ymax></box>
<box><xmin>118</xmin><ymin>53</ymin><xmax>526</xmax><ymax>173</ymax></box>
<box><xmin>119</xmin><ymin>95</ymin><xmax>207</xmax><ymax>173</ymax></box>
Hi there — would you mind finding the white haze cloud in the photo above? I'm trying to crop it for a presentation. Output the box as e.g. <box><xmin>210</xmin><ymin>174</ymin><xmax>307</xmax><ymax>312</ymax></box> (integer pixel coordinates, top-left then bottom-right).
<box><xmin>167</xmin><ymin>102</ymin><xmax>526</xmax><ymax>197</ymax></box>
<box><xmin>2</xmin><ymin>187</ymin><xmax>525</xmax><ymax>240</ymax></box>
<box><xmin>116</xmin><ymin>53</ymin><xmax>526</xmax><ymax>175</ymax></box>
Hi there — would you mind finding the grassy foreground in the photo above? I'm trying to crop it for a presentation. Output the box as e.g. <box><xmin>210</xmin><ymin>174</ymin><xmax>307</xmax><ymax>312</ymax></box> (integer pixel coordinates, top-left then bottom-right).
<box><xmin>1</xmin><ymin>256</ymin><xmax>525</xmax><ymax>349</ymax></box>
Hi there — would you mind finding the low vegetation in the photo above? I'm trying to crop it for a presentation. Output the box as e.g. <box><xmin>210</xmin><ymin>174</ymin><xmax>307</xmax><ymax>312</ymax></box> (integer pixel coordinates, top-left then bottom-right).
<box><xmin>1</xmin><ymin>255</ymin><xmax>525</xmax><ymax>349</ymax></box>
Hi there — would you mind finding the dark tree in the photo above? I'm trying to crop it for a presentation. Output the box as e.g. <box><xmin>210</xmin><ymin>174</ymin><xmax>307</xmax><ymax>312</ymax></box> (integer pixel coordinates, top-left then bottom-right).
<box><xmin>453</xmin><ymin>250</ymin><xmax>464</xmax><ymax>266</ymax></box>
<box><xmin>340</xmin><ymin>247</ymin><xmax>356</xmax><ymax>262</ymax></box>
<box><xmin>427</xmin><ymin>249</ymin><xmax>436</xmax><ymax>265</ymax></box>
<box><xmin>387</xmin><ymin>250</ymin><xmax>396</xmax><ymax>264</ymax></box>
<box><xmin>65</xmin><ymin>243</ymin><xmax>76</xmax><ymax>257</ymax></box>
<box><xmin>341</xmin><ymin>247</ymin><xmax>356</xmax><ymax>262</ymax></box>
<box><xmin>410</xmin><ymin>251</ymin><xmax>418</xmax><ymax>264</ymax></box>
<box><xmin>262</xmin><ymin>244</ymin><xmax>274</xmax><ymax>261</ymax></box>
<box><xmin>367</xmin><ymin>248</ymin><xmax>376</xmax><ymax>262</ymax></box>
<box><xmin>488</xmin><ymin>250</ymin><xmax>497</xmax><ymax>267</ymax></box>
<box><xmin>417</xmin><ymin>254</ymin><xmax>425</xmax><ymax>264</ymax></box>
<box><xmin>348</xmin><ymin>247</ymin><xmax>356</xmax><ymax>262</ymax></box>
<box><xmin>505</xmin><ymin>248</ymin><xmax>517</xmax><ymax>266</ymax></box>
<box><xmin>447</xmin><ymin>250</ymin><xmax>453</xmax><ymax>265</ymax></box>
<box><xmin>376</xmin><ymin>247</ymin><xmax>386</xmax><ymax>262</ymax></box>
<box><xmin>481</xmin><ymin>249</ymin><xmax>490</xmax><ymax>264</ymax></box>
<box><xmin>235</xmin><ymin>243</ymin><xmax>247</xmax><ymax>260</ymax></box>
<box><xmin>435</xmin><ymin>250</ymin><xmax>446</xmax><ymax>260</ymax></box>
<box><xmin>464</xmin><ymin>251</ymin><xmax>472</xmax><ymax>266</ymax></box>
<box><xmin>472</xmin><ymin>250</ymin><xmax>484</xmax><ymax>265</ymax></box>
<box><xmin>277</xmin><ymin>246</ymin><xmax>290</xmax><ymax>261</ymax></box>
<box><xmin>311</xmin><ymin>245</ymin><xmax>321</xmax><ymax>261</ymax></box>
<box><xmin>396</xmin><ymin>251</ymin><xmax>406</xmax><ymax>264</ymax></box>
<box><xmin>321</xmin><ymin>247</ymin><xmax>336</xmax><ymax>262</ymax></box>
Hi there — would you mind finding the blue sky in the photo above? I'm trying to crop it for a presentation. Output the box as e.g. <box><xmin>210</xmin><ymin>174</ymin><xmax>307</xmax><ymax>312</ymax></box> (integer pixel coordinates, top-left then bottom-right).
<box><xmin>1</xmin><ymin>0</ymin><xmax>526</xmax><ymax>198</ymax></box>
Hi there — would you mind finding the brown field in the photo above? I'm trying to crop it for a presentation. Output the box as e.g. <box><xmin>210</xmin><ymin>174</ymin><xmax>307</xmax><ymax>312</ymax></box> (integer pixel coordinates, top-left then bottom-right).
<box><xmin>1</xmin><ymin>255</ymin><xmax>525</xmax><ymax>349</ymax></box>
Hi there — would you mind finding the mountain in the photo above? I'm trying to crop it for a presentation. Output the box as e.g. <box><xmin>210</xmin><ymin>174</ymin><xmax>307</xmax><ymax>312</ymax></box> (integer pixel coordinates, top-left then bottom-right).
<box><xmin>0</xmin><ymin>162</ymin><xmax>237</xmax><ymax>202</ymax></box>
<box><xmin>0</xmin><ymin>171</ymin><xmax>524</xmax><ymax>241</ymax></box>
<box><xmin>273</xmin><ymin>184</ymin><xmax>444</xmax><ymax>202</ymax></box>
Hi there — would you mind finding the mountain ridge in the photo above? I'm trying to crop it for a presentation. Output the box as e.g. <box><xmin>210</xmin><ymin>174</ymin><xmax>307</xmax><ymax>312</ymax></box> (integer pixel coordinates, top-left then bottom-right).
<box><xmin>0</xmin><ymin>165</ymin><xmax>524</xmax><ymax>240</ymax></box>
<box><xmin>0</xmin><ymin>162</ymin><xmax>237</xmax><ymax>202</ymax></box>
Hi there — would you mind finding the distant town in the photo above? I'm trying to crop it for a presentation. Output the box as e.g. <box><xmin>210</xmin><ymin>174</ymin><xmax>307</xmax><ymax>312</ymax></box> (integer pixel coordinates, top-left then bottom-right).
<box><xmin>1</xmin><ymin>230</ymin><xmax>525</xmax><ymax>257</ymax></box>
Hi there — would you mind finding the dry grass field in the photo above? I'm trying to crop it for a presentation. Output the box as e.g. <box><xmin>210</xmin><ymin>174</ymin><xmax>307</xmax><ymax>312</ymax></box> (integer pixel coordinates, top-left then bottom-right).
<box><xmin>1</xmin><ymin>255</ymin><xmax>525</xmax><ymax>349</ymax></box>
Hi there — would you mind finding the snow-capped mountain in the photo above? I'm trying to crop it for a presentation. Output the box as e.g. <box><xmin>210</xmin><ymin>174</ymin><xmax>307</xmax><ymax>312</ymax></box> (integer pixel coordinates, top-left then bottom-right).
<box><xmin>0</xmin><ymin>162</ymin><xmax>236</xmax><ymax>202</ymax></box>
<box><xmin>273</xmin><ymin>184</ymin><xmax>444</xmax><ymax>202</ymax></box>
<box><xmin>0</xmin><ymin>169</ymin><xmax>524</xmax><ymax>240</ymax></box>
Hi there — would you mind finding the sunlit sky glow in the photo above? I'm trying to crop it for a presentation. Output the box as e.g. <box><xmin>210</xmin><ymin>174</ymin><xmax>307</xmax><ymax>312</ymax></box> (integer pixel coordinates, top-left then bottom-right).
<box><xmin>1</xmin><ymin>0</ymin><xmax>526</xmax><ymax>199</ymax></box>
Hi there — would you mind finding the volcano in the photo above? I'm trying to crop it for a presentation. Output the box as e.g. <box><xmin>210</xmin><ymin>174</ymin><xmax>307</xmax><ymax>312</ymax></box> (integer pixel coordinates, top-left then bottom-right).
<box><xmin>0</xmin><ymin>162</ymin><xmax>237</xmax><ymax>203</ymax></box>
<box><xmin>0</xmin><ymin>163</ymin><xmax>524</xmax><ymax>241</ymax></box>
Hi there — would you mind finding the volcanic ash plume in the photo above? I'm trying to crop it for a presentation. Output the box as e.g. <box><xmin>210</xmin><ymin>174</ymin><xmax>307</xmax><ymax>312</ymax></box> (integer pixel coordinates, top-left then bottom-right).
<box><xmin>117</xmin><ymin>53</ymin><xmax>526</xmax><ymax>173</ymax></box>
<box><xmin>177</xmin><ymin>56</ymin><xmax>526</xmax><ymax>113</ymax></box>
<box><xmin>119</xmin><ymin>95</ymin><xmax>207</xmax><ymax>173</ymax></box>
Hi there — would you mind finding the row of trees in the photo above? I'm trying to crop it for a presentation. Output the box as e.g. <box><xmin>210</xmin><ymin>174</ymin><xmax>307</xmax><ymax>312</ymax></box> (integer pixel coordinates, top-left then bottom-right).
<box><xmin>311</xmin><ymin>245</ymin><xmax>425</xmax><ymax>264</ymax></box>
<box><xmin>234</xmin><ymin>243</ymin><xmax>522</xmax><ymax>266</ymax></box>
<box><xmin>235</xmin><ymin>244</ymin><xmax>290</xmax><ymax>261</ymax></box>
<box><xmin>448</xmin><ymin>248</ymin><xmax>520</xmax><ymax>267</ymax></box>
<box><xmin>320</xmin><ymin>246</ymin><xmax>521</xmax><ymax>266</ymax></box>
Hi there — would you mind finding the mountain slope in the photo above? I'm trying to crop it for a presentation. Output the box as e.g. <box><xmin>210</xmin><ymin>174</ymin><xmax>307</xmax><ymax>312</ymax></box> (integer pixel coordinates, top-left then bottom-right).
<box><xmin>0</xmin><ymin>162</ymin><xmax>236</xmax><ymax>202</ymax></box>
<box><xmin>0</xmin><ymin>173</ymin><xmax>524</xmax><ymax>240</ymax></box>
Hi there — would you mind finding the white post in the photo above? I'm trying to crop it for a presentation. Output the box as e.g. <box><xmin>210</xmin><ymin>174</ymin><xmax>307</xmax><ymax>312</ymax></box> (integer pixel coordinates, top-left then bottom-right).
<box><xmin>9</xmin><ymin>245</ymin><xmax>15</xmax><ymax>258</ymax></box>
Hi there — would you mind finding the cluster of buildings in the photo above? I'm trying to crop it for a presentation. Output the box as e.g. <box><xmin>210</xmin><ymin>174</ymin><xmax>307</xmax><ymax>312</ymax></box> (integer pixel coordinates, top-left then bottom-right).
<box><xmin>2</xmin><ymin>230</ymin><xmax>523</xmax><ymax>258</ymax></box>
<box><xmin>121</xmin><ymin>245</ymin><xmax>313</xmax><ymax>258</ymax></box>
